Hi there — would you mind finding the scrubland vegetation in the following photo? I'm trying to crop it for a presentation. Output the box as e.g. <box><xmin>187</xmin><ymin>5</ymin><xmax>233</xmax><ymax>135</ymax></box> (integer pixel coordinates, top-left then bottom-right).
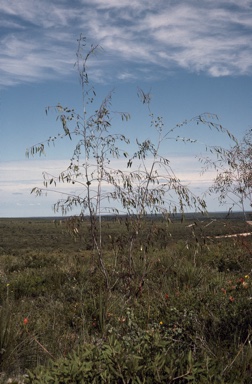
<box><xmin>3</xmin><ymin>36</ymin><xmax>251</xmax><ymax>382</ymax></box>
<box><xmin>1</xmin><ymin>215</ymin><xmax>252</xmax><ymax>383</ymax></box>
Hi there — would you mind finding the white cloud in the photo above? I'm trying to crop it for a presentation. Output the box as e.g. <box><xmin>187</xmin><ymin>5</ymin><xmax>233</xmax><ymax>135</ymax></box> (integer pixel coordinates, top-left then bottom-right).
<box><xmin>86</xmin><ymin>0</ymin><xmax>153</xmax><ymax>10</ymax></box>
<box><xmin>0</xmin><ymin>154</ymin><xmax>217</xmax><ymax>217</ymax></box>
<box><xmin>1</xmin><ymin>0</ymin><xmax>252</xmax><ymax>87</ymax></box>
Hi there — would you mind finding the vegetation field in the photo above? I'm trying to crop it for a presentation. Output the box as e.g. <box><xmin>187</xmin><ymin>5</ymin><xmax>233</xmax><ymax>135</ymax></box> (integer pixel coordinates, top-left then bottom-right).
<box><xmin>1</xmin><ymin>214</ymin><xmax>252</xmax><ymax>383</ymax></box>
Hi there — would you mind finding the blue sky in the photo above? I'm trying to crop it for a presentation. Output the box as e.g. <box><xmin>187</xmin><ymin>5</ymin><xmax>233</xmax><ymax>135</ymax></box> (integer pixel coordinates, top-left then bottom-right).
<box><xmin>1</xmin><ymin>0</ymin><xmax>252</xmax><ymax>217</ymax></box>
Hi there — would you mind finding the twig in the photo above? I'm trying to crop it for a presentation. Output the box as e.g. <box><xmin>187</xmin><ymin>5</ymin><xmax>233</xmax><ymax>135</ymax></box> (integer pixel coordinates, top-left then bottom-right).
<box><xmin>171</xmin><ymin>369</ymin><xmax>191</xmax><ymax>382</ymax></box>
<box><xmin>222</xmin><ymin>332</ymin><xmax>251</xmax><ymax>375</ymax></box>
<box><xmin>27</xmin><ymin>331</ymin><xmax>55</xmax><ymax>361</ymax></box>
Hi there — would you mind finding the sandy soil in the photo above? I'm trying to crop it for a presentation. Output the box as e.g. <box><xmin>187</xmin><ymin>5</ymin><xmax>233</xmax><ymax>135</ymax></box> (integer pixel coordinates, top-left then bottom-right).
<box><xmin>208</xmin><ymin>221</ymin><xmax>252</xmax><ymax>239</ymax></box>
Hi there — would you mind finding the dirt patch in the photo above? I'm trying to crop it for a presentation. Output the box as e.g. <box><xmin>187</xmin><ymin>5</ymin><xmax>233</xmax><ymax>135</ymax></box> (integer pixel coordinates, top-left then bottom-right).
<box><xmin>207</xmin><ymin>221</ymin><xmax>252</xmax><ymax>239</ymax></box>
<box><xmin>212</xmin><ymin>232</ymin><xmax>252</xmax><ymax>239</ymax></box>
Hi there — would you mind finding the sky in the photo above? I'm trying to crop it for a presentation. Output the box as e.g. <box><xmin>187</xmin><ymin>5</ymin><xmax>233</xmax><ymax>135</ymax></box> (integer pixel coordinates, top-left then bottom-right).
<box><xmin>1</xmin><ymin>0</ymin><xmax>252</xmax><ymax>217</ymax></box>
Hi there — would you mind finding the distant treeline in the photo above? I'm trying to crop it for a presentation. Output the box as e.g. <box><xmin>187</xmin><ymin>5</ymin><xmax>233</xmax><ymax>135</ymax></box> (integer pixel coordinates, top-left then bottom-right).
<box><xmin>5</xmin><ymin>211</ymin><xmax>251</xmax><ymax>222</ymax></box>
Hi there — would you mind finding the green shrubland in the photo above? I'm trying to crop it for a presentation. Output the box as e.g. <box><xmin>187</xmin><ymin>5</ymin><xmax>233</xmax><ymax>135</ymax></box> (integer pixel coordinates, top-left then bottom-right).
<box><xmin>4</xmin><ymin>36</ymin><xmax>250</xmax><ymax>383</ymax></box>
<box><xmin>0</xmin><ymin>217</ymin><xmax>252</xmax><ymax>383</ymax></box>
